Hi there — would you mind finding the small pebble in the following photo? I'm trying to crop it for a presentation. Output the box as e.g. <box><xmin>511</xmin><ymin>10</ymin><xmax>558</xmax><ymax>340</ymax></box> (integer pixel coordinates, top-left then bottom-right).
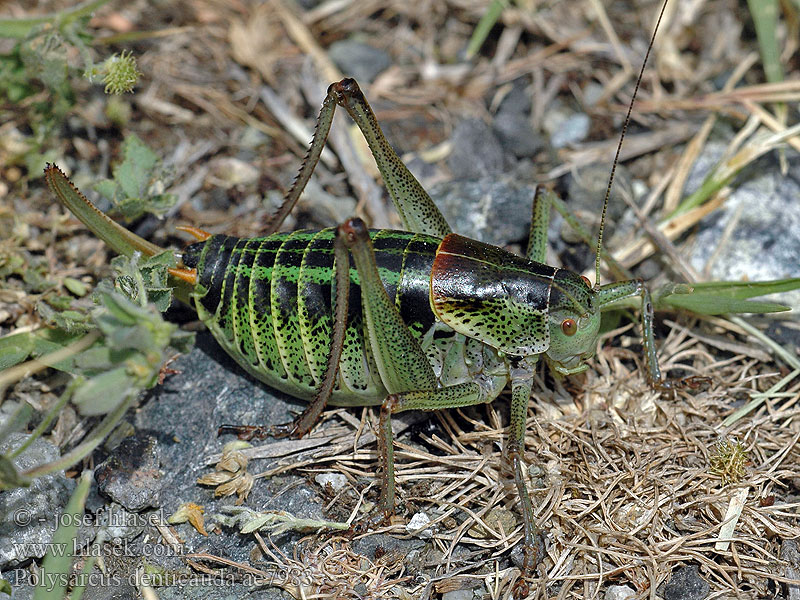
<box><xmin>467</xmin><ymin>507</ymin><xmax>516</xmax><ymax>539</ymax></box>
<box><xmin>94</xmin><ymin>434</ymin><xmax>162</xmax><ymax>512</ymax></box>
<box><xmin>550</xmin><ymin>112</ymin><xmax>591</xmax><ymax>149</ymax></box>
<box><xmin>208</xmin><ymin>157</ymin><xmax>259</xmax><ymax>188</ymax></box>
<box><xmin>657</xmin><ymin>565</ymin><xmax>710</xmax><ymax>600</ymax></box>
<box><xmin>442</xmin><ymin>589</ymin><xmax>473</xmax><ymax>600</ymax></box>
<box><xmin>493</xmin><ymin>111</ymin><xmax>543</xmax><ymax>159</ymax></box>
<box><xmin>605</xmin><ymin>584</ymin><xmax>636</xmax><ymax>600</ymax></box>
<box><xmin>447</xmin><ymin>118</ymin><xmax>508</xmax><ymax>180</ymax></box>
<box><xmin>497</xmin><ymin>80</ymin><xmax>532</xmax><ymax>115</ymax></box>
<box><xmin>406</xmin><ymin>512</ymin><xmax>432</xmax><ymax>539</ymax></box>
<box><xmin>329</xmin><ymin>39</ymin><xmax>391</xmax><ymax>83</ymax></box>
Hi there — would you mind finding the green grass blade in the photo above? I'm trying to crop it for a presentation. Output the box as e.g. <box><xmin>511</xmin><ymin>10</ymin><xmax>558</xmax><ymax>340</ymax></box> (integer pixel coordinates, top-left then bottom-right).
<box><xmin>688</xmin><ymin>278</ymin><xmax>800</xmax><ymax>300</ymax></box>
<box><xmin>465</xmin><ymin>0</ymin><xmax>507</xmax><ymax>59</ymax></box>
<box><xmin>663</xmin><ymin>295</ymin><xmax>789</xmax><ymax>315</ymax></box>
<box><xmin>652</xmin><ymin>277</ymin><xmax>800</xmax><ymax>315</ymax></box>
<box><xmin>746</xmin><ymin>0</ymin><xmax>784</xmax><ymax>84</ymax></box>
<box><xmin>0</xmin><ymin>0</ymin><xmax>112</xmax><ymax>38</ymax></box>
<box><xmin>32</xmin><ymin>471</ymin><xmax>92</xmax><ymax>600</ymax></box>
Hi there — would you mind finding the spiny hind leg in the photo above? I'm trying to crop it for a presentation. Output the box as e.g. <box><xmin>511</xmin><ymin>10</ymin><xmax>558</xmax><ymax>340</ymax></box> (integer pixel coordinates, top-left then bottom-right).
<box><xmin>264</xmin><ymin>92</ymin><xmax>338</xmax><ymax>234</ymax></box>
<box><xmin>267</xmin><ymin>79</ymin><xmax>452</xmax><ymax>238</ymax></box>
<box><xmin>337</xmin><ymin>218</ymin><xmax>499</xmax><ymax>513</ymax></box>
<box><xmin>526</xmin><ymin>186</ymin><xmax>552</xmax><ymax>263</ymax></box>
<box><xmin>329</xmin><ymin>80</ymin><xmax>451</xmax><ymax>238</ymax></box>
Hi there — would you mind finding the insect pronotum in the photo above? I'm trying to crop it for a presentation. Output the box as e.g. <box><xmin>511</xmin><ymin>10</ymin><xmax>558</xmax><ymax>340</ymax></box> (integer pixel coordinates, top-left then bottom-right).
<box><xmin>46</xmin><ymin>0</ymin><xmax>682</xmax><ymax>593</ymax></box>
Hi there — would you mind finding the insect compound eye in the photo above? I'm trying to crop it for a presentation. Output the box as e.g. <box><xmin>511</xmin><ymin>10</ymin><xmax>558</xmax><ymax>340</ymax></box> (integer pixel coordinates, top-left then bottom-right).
<box><xmin>561</xmin><ymin>318</ymin><xmax>577</xmax><ymax>336</ymax></box>
<box><xmin>580</xmin><ymin>275</ymin><xmax>592</xmax><ymax>288</ymax></box>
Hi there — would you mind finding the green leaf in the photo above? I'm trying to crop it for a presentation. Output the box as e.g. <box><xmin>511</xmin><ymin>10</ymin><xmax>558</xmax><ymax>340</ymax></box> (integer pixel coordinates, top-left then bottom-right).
<box><xmin>0</xmin><ymin>331</ymin><xmax>34</xmax><ymax>369</ymax></box>
<box><xmin>90</xmin><ymin>134</ymin><xmax>178</xmax><ymax>219</ymax></box>
<box><xmin>94</xmin><ymin>291</ymin><xmax>141</xmax><ymax>328</ymax></box>
<box><xmin>746</xmin><ymin>0</ymin><xmax>783</xmax><ymax>84</ymax></box>
<box><xmin>93</xmin><ymin>178</ymin><xmax>118</xmax><ymax>203</ymax></box>
<box><xmin>0</xmin><ymin>577</ymin><xmax>11</xmax><ymax>595</ymax></box>
<box><xmin>146</xmin><ymin>192</ymin><xmax>177</xmax><ymax>215</ymax></box>
<box><xmin>108</xmin><ymin>323</ymin><xmax>155</xmax><ymax>355</ymax></box>
<box><xmin>688</xmin><ymin>278</ymin><xmax>800</xmax><ymax>300</ymax></box>
<box><xmin>146</xmin><ymin>287</ymin><xmax>173</xmax><ymax>313</ymax></box>
<box><xmin>116</xmin><ymin>196</ymin><xmax>147</xmax><ymax>220</ymax></box>
<box><xmin>31</xmin><ymin>328</ymin><xmax>86</xmax><ymax>360</ymax></box>
<box><xmin>37</xmin><ymin>299</ymin><xmax>92</xmax><ymax>334</ymax></box>
<box><xmin>71</xmin><ymin>367</ymin><xmax>134</xmax><ymax>415</ymax></box>
<box><xmin>109</xmin><ymin>251</ymin><xmax>176</xmax><ymax>311</ymax></box>
<box><xmin>72</xmin><ymin>345</ymin><xmax>114</xmax><ymax>372</ymax></box>
<box><xmin>169</xmin><ymin>330</ymin><xmax>195</xmax><ymax>354</ymax></box>
<box><xmin>114</xmin><ymin>133</ymin><xmax>157</xmax><ymax>199</ymax></box>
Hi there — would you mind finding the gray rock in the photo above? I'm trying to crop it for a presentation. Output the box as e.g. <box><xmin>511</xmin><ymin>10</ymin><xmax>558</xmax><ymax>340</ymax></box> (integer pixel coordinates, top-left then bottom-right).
<box><xmin>565</xmin><ymin>162</ymin><xmax>633</xmax><ymax>244</ymax></box>
<box><xmin>447</xmin><ymin>118</ymin><xmax>509</xmax><ymax>180</ymax></box>
<box><xmin>0</xmin><ymin>433</ymin><xmax>75</xmax><ymax>569</ymax></box>
<box><xmin>79</xmin><ymin>578</ymin><xmax>138</xmax><ymax>600</ymax></box>
<box><xmin>493</xmin><ymin>111</ymin><xmax>543</xmax><ymax>159</ymax></box>
<box><xmin>150</xmin><ymin>581</ymin><xmax>283</xmax><ymax>600</ymax></box>
<box><xmin>550</xmin><ymin>112</ymin><xmax>591</xmax><ymax>149</ymax></box>
<box><xmin>1</xmin><ymin>576</ymin><xmax>34</xmax><ymax>600</ymax></box>
<box><xmin>582</xmin><ymin>81</ymin><xmax>605</xmax><ymax>108</ymax></box>
<box><xmin>406</xmin><ymin>511</ymin><xmax>433</xmax><ymax>539</ymax></box>
<box><xmin>497</xmin><ymin>80</ymin><xmax>532</xmax><ymax>116</ymax></box>
<box><xmin>95</xmin><ymin>503</ymin><xmax>146</xmax><ymax>542</ymax></box>
<box><xmin>687</xmin><ymin>143</ymin><xmax>800</xmax><ymax>310</ymax></box>
<box><xmin>131</xmin><ymin>333</ymin><xmax>324</xmax><ymax>555</ymax></box>
<box><xmin>314</xmin><ymin>472</ymin><xmax>347</xmax><ymax>492</ymax></box>
<box><xmin>442</xmin><ymin>589</ymin><xmax>474</xmax><ymax>600</ymax></box>
<box><xmin>605</xmin><ymin>584</ymin><xmax>636</xmax><ymax>600</ymax></box>
<box><xmin>40</xmin><ymin>334</ymin><xmax>317</xmax><ymax>599</ymax></box>
<box><xmin>430</xmin><ymin>175</ymin><xmax>536</xmax><ymax>245</ymax></box>
<box><xmin>296</xmin><ymin>0</ymin><xmax>323</xmax><ymax>9</ymax></box>
<box><xmin>134</xmin><ymin>331</ymin><xmax>299</xmax><ymax>503</ymax></box>
<box><xmin>328</xmin><ymin>40</ymin><xmax>391</xmax><ymax>83</ymax></box>
<box><xmin>95</xmin><ymin>434</ymin><xmax>162</xmax><ymax>512</ymax></box>
<box><xmin>657</xmin><ymin>565</ymin><xmax>709</xmax><ymax>600</ymax></box>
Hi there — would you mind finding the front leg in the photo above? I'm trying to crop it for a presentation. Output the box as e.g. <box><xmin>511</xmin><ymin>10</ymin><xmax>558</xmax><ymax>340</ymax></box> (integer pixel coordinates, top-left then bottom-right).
<box><xmin>507</xmin><ymin>357</ymin><xmax>546</xmax><ymax>598</ymax></box>
<box><xmin>596</xmin><ymin>279</ymin><xmax>663</xmax><ymax>387</ymax></box>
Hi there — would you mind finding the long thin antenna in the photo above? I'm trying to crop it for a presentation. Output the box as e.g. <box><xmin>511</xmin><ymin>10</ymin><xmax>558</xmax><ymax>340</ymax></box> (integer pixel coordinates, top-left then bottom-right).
<box><xmin>594</xmin><ymin>0</ymin><xmax>670</xmax><ymax>287</ymax></box>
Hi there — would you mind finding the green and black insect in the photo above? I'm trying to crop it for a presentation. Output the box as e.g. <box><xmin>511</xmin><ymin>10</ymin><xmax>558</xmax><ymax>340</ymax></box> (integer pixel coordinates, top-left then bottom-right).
<box><xmin>45</xmin><ymin>76</ymin><xmax>667</xmax><ymax>584</ymax></box>
<box><xmin>44</xmin><ymin>3</ymin><xmax>796</xmax><ymax>591</ymax></box>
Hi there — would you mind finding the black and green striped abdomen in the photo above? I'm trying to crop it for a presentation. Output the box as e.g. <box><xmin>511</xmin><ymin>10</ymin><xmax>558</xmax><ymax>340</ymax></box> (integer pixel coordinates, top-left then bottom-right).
<box><xmin>182</xmin><ymin>229</ymin><xmax>440</xmax><ymax>405</ymax></box>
